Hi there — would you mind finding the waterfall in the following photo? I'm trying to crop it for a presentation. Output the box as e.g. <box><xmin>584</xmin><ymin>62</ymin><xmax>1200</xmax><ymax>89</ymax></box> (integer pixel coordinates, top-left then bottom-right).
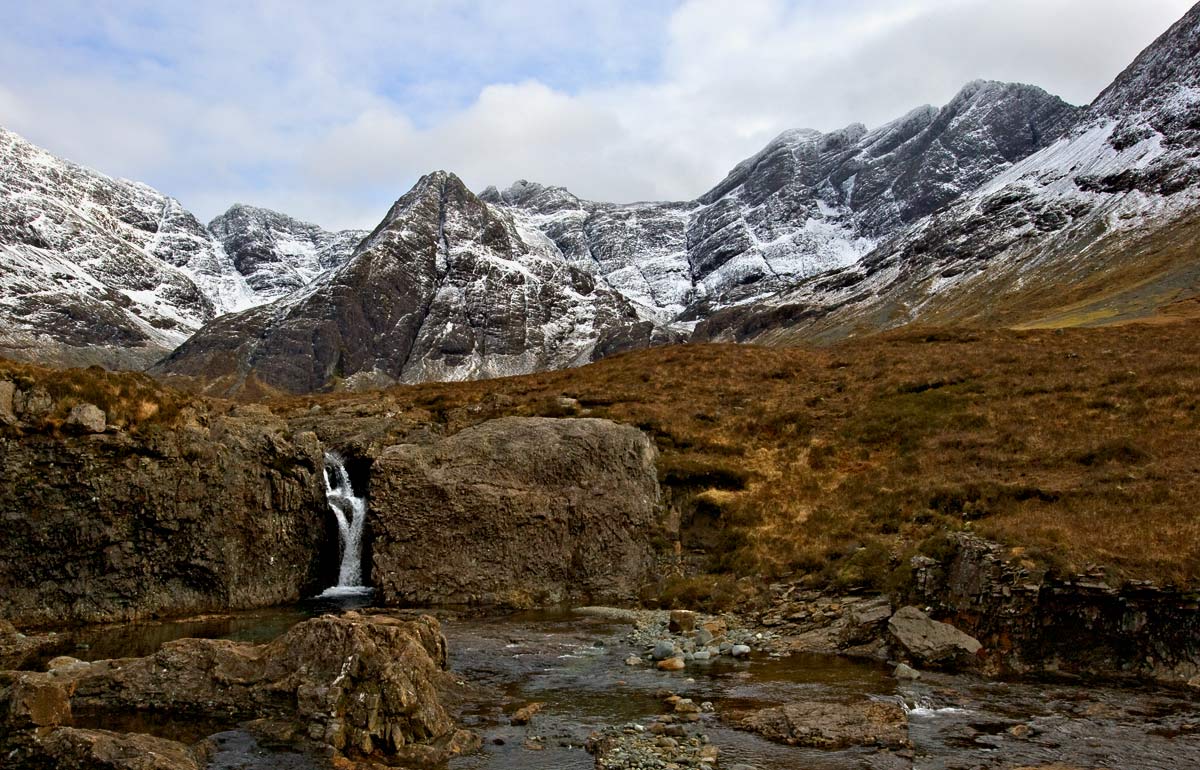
<box><xmin>319</xmin><ymin>451</ymin><xmax>370</xmax><ymax>597</ymax></box>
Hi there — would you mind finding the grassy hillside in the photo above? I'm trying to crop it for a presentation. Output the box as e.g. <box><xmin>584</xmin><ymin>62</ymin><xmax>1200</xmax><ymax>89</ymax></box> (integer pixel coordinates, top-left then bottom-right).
<box><xmin>275</xmin><ymin>319</ymin><xmax>1200</xmax><ymax>599</ymax></box>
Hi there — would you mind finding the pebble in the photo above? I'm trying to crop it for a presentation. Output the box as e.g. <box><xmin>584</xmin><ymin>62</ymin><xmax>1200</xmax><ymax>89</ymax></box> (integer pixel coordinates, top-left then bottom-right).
<box><xmin>731</xmin><ymin>644</ymin><xmax>752</xmax><ymax>658</ymax></box>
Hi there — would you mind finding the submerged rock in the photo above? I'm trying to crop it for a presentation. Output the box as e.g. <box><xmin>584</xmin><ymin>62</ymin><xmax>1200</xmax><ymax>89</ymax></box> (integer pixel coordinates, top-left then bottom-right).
<box><xmin>370</xmin><ymin>416</ymin><xmax>661</xmax><ymax>607</ymax></box>
<box><xmin>727</xmin><ymin>699</ymin><xmax>909</xmax><ymax>750</ymax></box>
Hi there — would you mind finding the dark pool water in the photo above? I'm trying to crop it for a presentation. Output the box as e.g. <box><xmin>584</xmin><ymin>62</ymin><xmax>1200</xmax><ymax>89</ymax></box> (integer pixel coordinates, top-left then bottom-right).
<box><xmin>29</xmin><ymin>604</ymin><xmax>1200</xmax><ymax>769</ymax></box>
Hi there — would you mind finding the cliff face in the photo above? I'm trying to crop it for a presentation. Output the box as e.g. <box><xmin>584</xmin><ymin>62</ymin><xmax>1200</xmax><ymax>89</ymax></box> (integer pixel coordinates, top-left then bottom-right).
<box><xmin>0</xmin><ymin>372</ymin><xmax>330</xmax><ymax>626</ymax></box>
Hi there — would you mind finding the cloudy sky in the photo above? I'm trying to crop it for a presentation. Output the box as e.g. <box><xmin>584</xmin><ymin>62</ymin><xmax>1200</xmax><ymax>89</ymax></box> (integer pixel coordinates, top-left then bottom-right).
<box><xmin>1</xmin><ymin>0</ymin><xmax>1194</xmax><ymax>229</ymax></box>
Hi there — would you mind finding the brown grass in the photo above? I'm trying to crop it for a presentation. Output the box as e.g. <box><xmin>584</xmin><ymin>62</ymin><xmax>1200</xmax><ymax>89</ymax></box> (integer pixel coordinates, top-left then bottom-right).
<box><xmin>0</xmin><ymin>359</ymin><xmax>194</xmax><ymax>434</ymax></box>
<box><xmin>275</xmin><ymin>320</ymin><xmax>1200</xmax><ymax>590</ymax></box>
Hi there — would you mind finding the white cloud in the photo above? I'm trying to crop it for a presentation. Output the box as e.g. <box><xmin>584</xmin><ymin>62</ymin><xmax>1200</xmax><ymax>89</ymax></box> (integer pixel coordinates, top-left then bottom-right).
<box><xmin>0</xmin><ymin>0</ymin><xmax>1194</xmax><ymax>229</ymax></box>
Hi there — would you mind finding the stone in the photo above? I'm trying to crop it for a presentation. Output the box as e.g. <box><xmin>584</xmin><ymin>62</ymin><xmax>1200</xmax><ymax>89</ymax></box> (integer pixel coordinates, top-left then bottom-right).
<box><xmin>1188</xmin><ymin>675</ymin><xmax>1200</xmax><ymax>690</ymax></box>
<box><xmin>674</xmin><ymin>699</ymin><xmax>701</xmax><ymax>714</ymax></box>
<box><xmin>893</xmin><ymin>663</ymin><xmax>922</xmax><ymax>680</ymax></box>
<box><xmin>14</xmin><ymin>387</ymin><xmax>52</xmax><ymax>420</ymax></box>
<box><xmin>701</xmin><ymin>619</ymin><xmax>728</xmax><ymax>641</ymax></box>
<box><xmin>624</xmin><ymin>655</ymin><xmax>644</xmax><ymax>667</ymax></box>
<box><xmin>653</xmin><ymin>640</ymin><xmax>677</xmax><ymax>661</ymax></box>
<box><xmin>693</xmin><ymin>650</ymin><xmax>711</xmax><ymax>661</ymax></box>
<box><xmin>731</xmin><ymin>644</ymin><xmax>752</xmax><ymax>658</ymax></box>
<box><xmin>9</xmin><ymin>727</ymin><xmax>202</xmax><ymax>770</ymax></box>
<box><xmin>728</xmin><ymin>699</ymin><xmax>909</xmax><ymax>750</ymax></box>
<box><xmin>64</xmin><ymin>403</ymin><xmax>106</xmax><ymax>433</ymax></box>
<box><xmin>370</xmin><ymin>417</ymin><xmax>660</xmax><ymax>607</ymax></box>
<box><xmin>657</xmin><ymin>657</ymin><xmax>687</xmax><ymax>671</ymax></box>
<box><xmin>888</xmin><ymin>606</ymin><xmax>983</xmax><ymax>669</ymax></box>
<box><xmin>669</xmin><ymin>610</ymin><xmax>697</xmax><ymax>634</ymax></box>
<box><xmin>511</xmin><ymin>702</ymin><xmax>545</xmax><ymax>726</ymax></box>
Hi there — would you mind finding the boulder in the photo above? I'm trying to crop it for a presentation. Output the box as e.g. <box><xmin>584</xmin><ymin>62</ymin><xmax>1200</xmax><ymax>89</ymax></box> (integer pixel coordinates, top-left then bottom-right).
<box><xmin>727</xmin><ymin>699</ymin><xmax>909</xmax><ymax>750</ymax></box>
<box><xmin>668</xmin><ymin>610</ymin><xmax>697</xmax><ymax>634</ymax></box>
<box><xmin>888</xmin><ymin>606</ymin><xmax>982</xmax><ymax>669</ymax></box>
<box><xmin>64</xmin><ymin>403</ymin><xmax>106</xmax><ymax>433</ymax></box>
<box><xmin>370</xmin><ymin>417</ymin><xmax>660</xmax><ymax>606</ymax></box>
<box><xmin>1</xmin><ymin>614</ymin><xmax>470</xmax><ymax>763</ymax></box>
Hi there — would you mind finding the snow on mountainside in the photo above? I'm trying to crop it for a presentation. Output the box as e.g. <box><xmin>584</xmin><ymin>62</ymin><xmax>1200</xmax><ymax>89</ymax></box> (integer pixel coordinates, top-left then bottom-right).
<box><xmin>0</xmin><ymin>127</ymin><xmax>360</xmax><ymax>367</ymax></box>
<box><xmin>484</xmin><ymin>81</ymin><xmax>1079</xmax><ymax>325</ymax></box>
<box><xmin>208</xmin><ymin>204</ymin><xmax>366</xmax><ymax>301</ymax></box>
<box><xmin>155</xmin><ymin>172</ymin><xmax>658</xmax><ymax>394</ymax></box>
<box><xmin>695</xmin><ymin>3</ymin><xmax>1200</xmax><ymax>344</ymax></box>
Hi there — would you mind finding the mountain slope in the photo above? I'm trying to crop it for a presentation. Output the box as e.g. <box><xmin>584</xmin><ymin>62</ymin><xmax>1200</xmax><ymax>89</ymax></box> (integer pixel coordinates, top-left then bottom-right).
<box><xmin>695</xmin><ymin>3</ymin><xmax>1200</xmax><ymax>344</ymax></box>
<box><xmin>0</xmin><ymin>127</ymin><xmax>365</xmax><ymax>367</ymax></box>
<box><xmin>154</xmin><ymin>172</ymin><xmax>649</xmax><ymax>394</ymax></box>
<box><xmin>488</xmin><ymin>81</ymin><xmax>1079</xmax><ymax>323</ymax></box>
<box><xmin>208</xmin><ymin>204</ymin><xmax>366</xmax><ymax>301</ymax></box>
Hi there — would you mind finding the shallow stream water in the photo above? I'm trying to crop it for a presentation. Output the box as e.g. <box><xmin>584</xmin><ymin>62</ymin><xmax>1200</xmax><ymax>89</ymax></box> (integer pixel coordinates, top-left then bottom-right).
<box><xmin>28</xmin><ymin>604</ymin><xmax>1200</xmax><ymax>769</ymax></box>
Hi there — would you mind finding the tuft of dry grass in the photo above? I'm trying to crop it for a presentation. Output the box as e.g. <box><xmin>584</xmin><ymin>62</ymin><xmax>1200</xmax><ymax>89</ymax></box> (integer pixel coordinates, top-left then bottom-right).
<box><xmin>274</xmin><ymin>319</ymin><xmax>1200</xmax><ymax>589</ymax></box>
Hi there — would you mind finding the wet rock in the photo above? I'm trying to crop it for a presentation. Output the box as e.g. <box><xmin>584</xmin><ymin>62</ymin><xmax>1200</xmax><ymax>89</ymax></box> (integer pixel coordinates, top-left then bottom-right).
<box><xmin>64</xmin><ymin>403</ymin><xmax>106</xmax><ymax>433</ymax></box>
<box><xmin>657</xmin><ymin>657</ymin><xmax>686</xmax><ymax>671</ymax></box>
<box><xmin>371</xmin><ymin>417</ymin><xmax>660</xmax><ymax>607</ymax></box>
<box><xmin>1</xmin><ymin>614</ymin><xmax>470</xmax><ymax>763</ymax></box>
<box><xmin>511</xmin><ymin>702</ymin><xmax>545</xmax><ymax>725</ymax></box>
<box><xmin>728</xmin><ymin>699</ymin><xmax>910</xmax><ymax>750</ymax></box>
<box><xmin>888</xmin><ymin>606</ymin><xmax>982</xmax><ymax>670</ymax></box>
<box><xmin>6</xmin><ymin>727</ymin><xmax>202</xmax><ymax>770</ymax></box>
<box><xmin>893</xmin><ymin>663</ymin><xmax>922</xmax><ymax>680</ymax></box>
<box><xmin>624</xmin><ymin>655</ymin><xmax>644</xmax><ymax>667</ymax></box>
<box><xmin>731</xmin><ymin>644</ymin><xmax>752</xmax><ymax>658</ymax></box>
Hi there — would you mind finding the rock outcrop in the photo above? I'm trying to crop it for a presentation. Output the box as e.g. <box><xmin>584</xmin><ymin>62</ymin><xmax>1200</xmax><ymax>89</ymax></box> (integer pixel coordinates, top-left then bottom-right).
<box><xmin>0</xmin><ymin>613</ymin><xmax>475</xmax><ymax>766</ymax></box>
<box><xmin>369</xmin><ymin>416</ymin><xmax>661</xmax><ymax>606</ymax></box>
<box><xmin>911</xmin><ymin>533</ymin><xmax>1200</xmax><ymax>683</ymax></box>
<box><xmin>0</xmin><ymin>377</ymin><xmax>329</xmax><ymax>626</ymax></box>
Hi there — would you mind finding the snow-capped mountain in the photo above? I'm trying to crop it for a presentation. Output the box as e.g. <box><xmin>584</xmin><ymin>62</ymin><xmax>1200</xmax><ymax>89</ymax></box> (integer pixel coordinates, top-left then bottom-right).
<box><xmin>695</xmin><ymin>2</ymin><xmax>1200</xmax><ymax>344</ymax></box>
<box><xmin>154</xmin><ymin>172</ymin><xmax>652</xmax><ymax>393</ymax></box>
<box><xmin>208</xmin><ymin>204</ymin><xmax>366</xmax><ymax>301</ymax></box>
<box><xmin>0</xmin><ymin>128</ymin><xmax>360</xmax><ymax>367</ymax></box>
<box><xmin>152</xmin><ymin>81</ymin><xmax>1081</xmax><ymax>393</ymax></box>
<box><xmin>485</xmin><ymin>80</ymin><xmax>1078</xmax><ymax>324</ymax></box>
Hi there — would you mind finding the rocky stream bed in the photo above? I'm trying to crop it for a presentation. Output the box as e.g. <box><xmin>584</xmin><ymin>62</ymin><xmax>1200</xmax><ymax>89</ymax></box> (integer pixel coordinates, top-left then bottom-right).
<box><xmin>3</xmin><ymin>600</ymin><xmax>1198</xmax><ymax>770</ymax></box>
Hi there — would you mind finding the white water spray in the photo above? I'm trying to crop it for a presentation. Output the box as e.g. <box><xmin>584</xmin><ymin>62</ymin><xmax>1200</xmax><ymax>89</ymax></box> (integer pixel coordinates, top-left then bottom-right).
<box><xmin>320</xmin><ymin>451</ymin><xmax>370</xmax><ymax>597</ymax></box>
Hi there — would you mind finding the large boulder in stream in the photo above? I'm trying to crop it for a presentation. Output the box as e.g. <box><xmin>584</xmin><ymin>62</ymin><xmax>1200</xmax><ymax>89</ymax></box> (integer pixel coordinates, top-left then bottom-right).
<box><xmin>0</xmin><ymin>613</ymin><xmax>477</xmax><ymax>766</ymax></box>
<box><xmin>370</xmin><ymin>416</ymin><xmax>661</xmax><ymax>606</ymax></box>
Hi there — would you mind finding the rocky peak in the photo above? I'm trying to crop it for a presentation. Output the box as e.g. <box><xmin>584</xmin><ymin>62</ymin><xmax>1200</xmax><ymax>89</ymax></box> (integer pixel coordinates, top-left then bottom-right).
<box><xmin>207</xmin><ymin>201</ymin><xmax>365</xmax><ymax>301</ymax></box>
<box><xmin>1091</xmin><ymin>2</ymin><xmax>1200</xmax><ymax>124</ymax></box>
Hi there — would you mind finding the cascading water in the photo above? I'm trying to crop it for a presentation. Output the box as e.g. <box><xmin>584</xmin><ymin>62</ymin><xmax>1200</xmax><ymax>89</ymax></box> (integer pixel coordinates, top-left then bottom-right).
<box><xmin>319</xmin><ymin>451</ymin><xmax>371</xmax><ymax>598</ymax></box>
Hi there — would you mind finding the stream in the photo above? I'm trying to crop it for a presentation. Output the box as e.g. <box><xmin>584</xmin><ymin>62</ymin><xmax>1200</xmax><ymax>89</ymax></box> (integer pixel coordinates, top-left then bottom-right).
<box><xmin>23</xmin><ymin>603</ymin><xmax>1200</xmax><ymax>769</ymax></box>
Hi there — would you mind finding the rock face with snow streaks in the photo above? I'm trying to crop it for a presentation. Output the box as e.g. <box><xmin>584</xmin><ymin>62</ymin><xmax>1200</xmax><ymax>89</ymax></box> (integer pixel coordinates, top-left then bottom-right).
<box><xmin>155</xmin><ymin>172</ymin><xmax>645</xmax><ymax>393</ymax></box>
<box><xmin>207</xmin><ymin>203</ymin><xmax>365</xmax><ymax>300</ymax></box>
<box><xmin>695</xmin><ymin>4</ymin><xmax>1200</xmax><ymax>344</ymax></box>
<box><xmin>487</xmin><ymin>81</ymin><xmax>1078</xmax><ymax>324</ymax></box>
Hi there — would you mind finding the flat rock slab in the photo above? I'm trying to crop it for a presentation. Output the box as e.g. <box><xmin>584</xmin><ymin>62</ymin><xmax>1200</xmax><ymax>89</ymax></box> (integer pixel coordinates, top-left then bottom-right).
<box><xmin>727</xmin><ymin>698</ymin><xmax>910</xmax><ymax>750</ymax></box>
